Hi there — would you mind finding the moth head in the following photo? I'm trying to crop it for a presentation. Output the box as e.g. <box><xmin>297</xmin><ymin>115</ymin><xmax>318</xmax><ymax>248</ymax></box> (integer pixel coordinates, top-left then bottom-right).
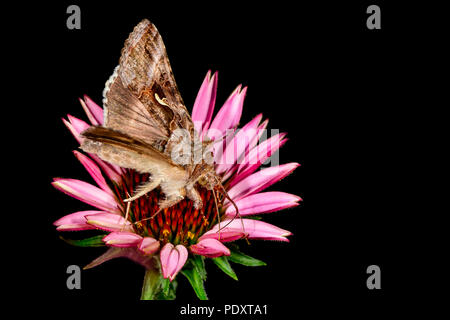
<box><xmin>197</xmin><ymin>170</ymin><xmax>220</xmax><ymax>190</ymax></box>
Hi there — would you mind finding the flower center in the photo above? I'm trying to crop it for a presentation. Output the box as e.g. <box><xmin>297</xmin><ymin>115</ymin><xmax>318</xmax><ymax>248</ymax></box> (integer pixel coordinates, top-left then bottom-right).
<box><xmin>110</xmin><ymin>170</ymin><xmax>224</xmax><ymax>246</ymax></box>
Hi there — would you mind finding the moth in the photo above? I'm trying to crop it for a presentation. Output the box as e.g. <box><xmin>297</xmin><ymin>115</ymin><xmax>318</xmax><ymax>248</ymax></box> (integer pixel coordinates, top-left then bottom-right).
<box><xmin>80</xmin><ymin>19</ymin><xmax>232</xmax><ymax>214</ymax></box>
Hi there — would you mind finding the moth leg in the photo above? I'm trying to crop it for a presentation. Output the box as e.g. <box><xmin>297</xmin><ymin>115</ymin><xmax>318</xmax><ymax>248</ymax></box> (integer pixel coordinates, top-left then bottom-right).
<box><xmin>134</xmin><ymin>194</ymin><xmax>184</xmax><ymax>224</ymax></box>
<box><xmin>134</xmin><ymin>191</ymin><xmax>184</xmax><ymax>224</ymax></box>
<box><xmin>124</xmin><ymin>178</ymin><xmax>161</xmax><ymax>202</ymax></box>
<box><xmin>121</xmin><ymin>200</ymin><xmax>131</xmax><ymax>231</ymax></box>
<box><xmin>157</xmin><ymin>195</ymin><xmax>184</xmax><ymax>210</ymax></box>
<box><xmin>132</xmin><ymin>185</ymin><xmax>185</xmax><ymax>224</ymax></box>
<box><xmin>157</xmin><ymin>178</ymin><xmax>188</xmax><ymax>210</ymax></box>
<box><xmin>186</xmin><ymin>185</ymin><xmax>203</xmax><ymax>210</ymax></box>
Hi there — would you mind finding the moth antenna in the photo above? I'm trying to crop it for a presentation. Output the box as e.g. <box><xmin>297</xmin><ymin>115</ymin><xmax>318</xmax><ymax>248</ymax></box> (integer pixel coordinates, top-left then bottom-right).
<box><xmin>212</xmin><ymin>188</ymin><xmax>222</xmax><ymax>240</ymax></box>
<box><xmin>215</xmin><ymin>179</ymin><xmax>248</xmax><ymax>241</ymax></box>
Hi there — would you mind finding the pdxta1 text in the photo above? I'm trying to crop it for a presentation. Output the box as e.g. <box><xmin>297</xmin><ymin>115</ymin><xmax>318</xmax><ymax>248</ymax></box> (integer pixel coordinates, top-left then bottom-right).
<box><xmin>180</xmin><ymin>304</ymin><xmax>268</xmax><ymax>317</ymax></box>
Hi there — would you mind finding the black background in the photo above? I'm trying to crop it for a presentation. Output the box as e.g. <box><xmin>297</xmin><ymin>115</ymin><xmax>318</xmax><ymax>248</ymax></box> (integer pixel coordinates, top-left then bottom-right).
<box><xmin>7</xmin><ymin>0</ymin><xmax>445</xmax><ymax>316</ymax></box>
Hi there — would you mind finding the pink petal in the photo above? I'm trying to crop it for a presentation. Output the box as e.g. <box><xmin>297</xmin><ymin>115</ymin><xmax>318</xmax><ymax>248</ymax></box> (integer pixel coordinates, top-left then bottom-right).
<box><xmin>62</xmin><ymin>115</ymin><xmax>122</xmax><ymax>178</ymax></box>
<box><xmin>212</xmin><ymin>127</ymin><xmax>237</xmax><ymax>166</ymax></box>
<box><xmin>192</xmin><ymin>71</ymin><xmax>218</xmax><ymax>136</ymax></box>
<box><xmin>230</xmin><ymin>134</ymin><xmax>288</xmax><ymax>187</ymax></box>
<box><xmin>226</xmin><ymin>162</ymin><xmax>300</xmax><ymax>204</ymax></box>
<box><xmin>138</xmin><ymin>237</ymin><xmax>160</xmax><ymax>255</ymax></box>
<box><xmin>239</xmin><ymin>133</ymin><xmax>286</xmax><ymax>171</ymax></box>
<box><xmin>67</xmin><ymin>115</ymin><xmax>90</xmax><ymax>140</ymax></box>
<box><xmin>226</xmin><ymin>118</ymin><xmax>268</xmax><ymax>177</ymax></box>
<box><xmin>160</xmin><ymin>243</ymin><xmax>174</xmax><ymax>278</ymax></box>
<box><xmin>52</xmin><ymin>178</ymin><xmax>119</xmax><ymax>213</ymax></box>
<box><xmin>218</xmin><ymin>119</ymin><xmax>268</xmax><ymax>182</ymax></box>
<box><xmin>208</xmin><ymin>85</ymin><xmax>247</xmax><ymax>140</ymax></box>
<box><xmin>173</xmin><ymin>245</ymin><xmax>188</xmax><ymax>279</ymax></box>
<box><xmin>201</xmin><ymin>230</ymin><xmax>245</xmax><ymax>242</ymax></box>
<box><xmin>85</xmin><ymin>212</ymin><xmax>133</xmax><ymax>232</ymax></box>
<box><xmin>103</xmin><ymin>231</ymin><xmax>142</xmax><ymax>247</ymax></box>
<box><xmin>79</xmin><ymin>98</ymin><xmax>99</xmax><ymax>126</ymax></box>
<box><xmin>215</xmin><ymin>114</ymin><xmax>263</xmax><ymax>174</ymax></box>
<box><xmin>167</xmin><ymin>249</ymin><xmax>180</xmax><ymax>278</ymax></box>
<box><xmin>73</xmin><ymin>151</ymin><xmax>112</xmax><ymax>195</ymax></box>
<box><xmin>250</xmin><ymin>119</ymin><xmax>269</xmax><ymax>151</ymax></box>
<box><xmin>62</xmin><ymin>118</ymin><xmax>79</xmax><ymax>142</ymax></box>
<box><xmin>220</xmin><ymin>165</ymin><xmax>238</xmax><ymax>183</ymax></box>
<box><xmin>190</xmin><ymin>238</ymin><xmax>230</xmax><ymax>258</ymax></box>
<box><xmin>222</xmin><ymin>119</ymin><xmax>267</xmax><ymax>166</ymax></box>
<box><xmin>62</xmin><ymin>116</ymin><xmax>86</xmax><ymax>144</ymax></box>
<box><xmin>225</xmin><ymin>191</ymin><xmax>301</xmax><ymax>217</ymax></box>
<box><xmin>53</xmin><ymin>210</ymin><xmax>104</xmax><ymax>231</ymax></box>
<box><xmin>160</xmin><ymin>243</ymin><xmax>188</xmax><ymax>281</ymax></box>
<box><xmin>201</xmin><ymin>219</ymin><xmax>292</xmax><ymax>242</ymax></box>
<box><xmin>82</xmin><ymin>95</ymin><xmax>104</xmax><ymax>125</ymax></box>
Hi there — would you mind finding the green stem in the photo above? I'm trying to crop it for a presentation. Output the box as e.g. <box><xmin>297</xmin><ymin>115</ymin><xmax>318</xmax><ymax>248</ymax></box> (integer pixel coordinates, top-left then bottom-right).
<box><xmin>141</xmin><ymin>259</ymin><xmax>162</xmax><ymax>300</ymax></box>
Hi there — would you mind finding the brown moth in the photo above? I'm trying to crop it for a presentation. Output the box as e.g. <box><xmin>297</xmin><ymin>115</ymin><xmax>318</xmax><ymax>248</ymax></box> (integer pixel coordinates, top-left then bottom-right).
<box><xmin>80</xmin><ymin>19</ymin><xmax>223</xmax><ymax>212</ymax></box>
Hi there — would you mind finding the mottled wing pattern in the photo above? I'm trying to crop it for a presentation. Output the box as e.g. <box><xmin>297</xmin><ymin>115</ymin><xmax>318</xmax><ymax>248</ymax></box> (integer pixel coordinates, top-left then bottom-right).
<box><xmin>116</xmin><ymin>19</ymin><xmax>195</xmax><ymax>135</ymax></box>
<box><xmin>103</xmin><ymin>69</ymin><xmax>169</xmax><ymax>149</ymax></box>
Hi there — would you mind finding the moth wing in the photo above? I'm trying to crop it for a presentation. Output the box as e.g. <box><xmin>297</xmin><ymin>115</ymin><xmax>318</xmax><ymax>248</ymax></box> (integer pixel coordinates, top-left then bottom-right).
<box><xmin>114</xmin><ymin>19</ymin><xmax>194</xmax><ymax>134</ymax></box>
<box><xmin>80</xmin><ymin>126</ymin><xmax>187</xmax><ymax>180</ymax></box>
<box><xmin>103</xmin><ymin>71</ymin><xmax>169</xmax><ymax>149</ymax></box>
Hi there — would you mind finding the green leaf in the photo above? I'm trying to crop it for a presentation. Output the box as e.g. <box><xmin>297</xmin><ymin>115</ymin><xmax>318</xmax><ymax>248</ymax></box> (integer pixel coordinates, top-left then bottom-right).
<box><xmin>191</xmin><ymin>255</ymin><xmax>207</xmax><ymax>281</ymax></box>
<box><xmin>181</xmin><ymin>267</ymin><xmax>208</xmax><ymax>300</ymax></box>
<box><xmin>228</xmin><ymin>247</ymin><xmax>267</xmax><ymax>267</ymax></box>
<box><xmin>212</xmin><ymin>256</ymin><xmax>238</xmax><ymax>281</ymax></box>
<box><xmin>60</xmin><ymin>235</ymin><xmax>105</xmax><ymax>247</ymax></box>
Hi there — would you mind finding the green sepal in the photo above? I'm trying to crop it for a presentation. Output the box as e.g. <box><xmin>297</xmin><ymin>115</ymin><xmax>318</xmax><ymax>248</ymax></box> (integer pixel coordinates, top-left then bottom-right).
<box><xmin>228</xmin><ymin>247</ymin><xmax>267</xmax><ymax>267</ymax></box>
<box><xmin>141</xmin><ymin>266</ymin><xmax>163</xmax><ymax>300</ymax></box>
<box><xmin>181</xmin><ymin>260</ymin><xmax>208</xmax><ymax>300</ymax></box>
<box><xmin>141</xmin><ymin>260</ymin><xmax>177</xmax><ymax>300</ymax></box>
<box><xmin>162</xmin><ymin>278</ymin><xmax>170</xmax><ymax>296</ymax></box>
<box><xmin>59</xmin><ymin>234</ymin><xmax>106</xmax><ymax>247</ymax></box>
<box><xmin>156</xmin><ymin>279</ymin><xmax>177</xmax><ymax>300</ymax></box>
<box><xmin>191</xmin><ymin>254</ymin><xmax>207</xmax><ymax>281</ymax></box>
<box><xmin>212</xmin><ymin>256</ymin><xmax>238</xmax><ymax>281</ymax></box>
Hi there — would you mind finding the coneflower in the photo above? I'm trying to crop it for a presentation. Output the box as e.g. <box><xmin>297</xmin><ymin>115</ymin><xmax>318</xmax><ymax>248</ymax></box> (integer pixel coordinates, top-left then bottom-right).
<box><xmin>53</xmin><ymin>71</ymin><xmax>301</xmax><ymax>299</ymax></box>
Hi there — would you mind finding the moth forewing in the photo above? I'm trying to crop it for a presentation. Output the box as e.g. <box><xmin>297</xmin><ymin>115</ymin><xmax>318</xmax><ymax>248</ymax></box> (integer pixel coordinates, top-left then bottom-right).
<box><xmin>80</xmin><ymin>19</ymin><xmax>224</xmax><ymax>213</ymax></box>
